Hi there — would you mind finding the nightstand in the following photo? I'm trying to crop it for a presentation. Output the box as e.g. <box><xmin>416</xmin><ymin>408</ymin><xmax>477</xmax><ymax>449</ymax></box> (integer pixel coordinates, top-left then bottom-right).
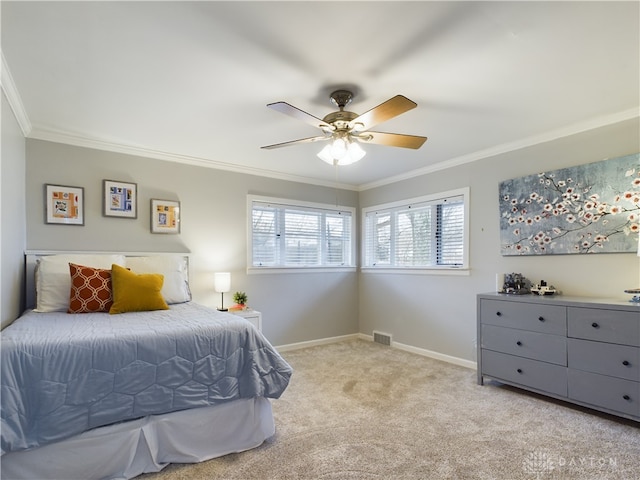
<box><xmin>230</xmin><ymin>309</ymin><xmax>262</xmax><ymax>332</ymax></box>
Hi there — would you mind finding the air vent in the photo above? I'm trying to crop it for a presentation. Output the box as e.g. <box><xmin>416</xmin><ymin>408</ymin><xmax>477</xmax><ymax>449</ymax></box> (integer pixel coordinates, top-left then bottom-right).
<box><xmin>373</xmin><ymin>331</ymin><xmax>392</xmax><ymax>346</ymax></box>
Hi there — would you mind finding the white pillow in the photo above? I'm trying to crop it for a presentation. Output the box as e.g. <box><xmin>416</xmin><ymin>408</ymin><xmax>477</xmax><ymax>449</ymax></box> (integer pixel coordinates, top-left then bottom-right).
<box><xmin>34</xmin><ymin>254</ymin><xmax>126</xmax><ymax>312</ymax></box>
<box><xmin>125</xmin><ymin>255</ymin><xmax>191</xmax><ymax>304</ymax></box>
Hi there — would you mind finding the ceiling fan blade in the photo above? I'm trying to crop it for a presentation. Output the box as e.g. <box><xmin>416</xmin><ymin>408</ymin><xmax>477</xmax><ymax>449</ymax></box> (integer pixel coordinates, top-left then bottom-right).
<box><xmin>358</xmin><ymin>131</ymin><xmax>427</xmax><ymax>149</ymax></box>
<box><xmin>349</xmin><ymin>95</ymin><xmax>417</xmax><ymax>131</ymax></box>
<box><xmin>267</xmin><ymin>102</ymin><xmax>333</xmax><ymax>131</ymax></box>
<box><xmin>261</xmin><ymin>135</ymin><xmax>330</xmax><ymax>150</ymax></box>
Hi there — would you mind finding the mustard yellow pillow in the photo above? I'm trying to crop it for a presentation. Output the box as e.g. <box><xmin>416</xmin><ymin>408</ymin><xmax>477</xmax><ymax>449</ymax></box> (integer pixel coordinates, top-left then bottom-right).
<box><xmin>109</xmin><ymin>263</ymin><xmax>169</xmax><ymax>314</ymax></box>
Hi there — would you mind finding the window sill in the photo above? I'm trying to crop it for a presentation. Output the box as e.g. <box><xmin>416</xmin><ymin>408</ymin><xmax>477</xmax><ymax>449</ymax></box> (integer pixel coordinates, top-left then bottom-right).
<box><xmin>248</xmin><ymin>266</ymin><xmax>357</xmax><ymax>275</ymax></box>
<box><xmin>360</xmin><ymin>267</ymin><xmax>470</xmax><ymax>276</ymax></box>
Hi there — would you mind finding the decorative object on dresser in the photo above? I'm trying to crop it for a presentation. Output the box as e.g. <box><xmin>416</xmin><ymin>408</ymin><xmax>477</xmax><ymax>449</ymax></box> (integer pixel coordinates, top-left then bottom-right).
<box><xmin>103</xmin><ymin>179</ymin><xmax>137</xmax><ymax>218</ymax></box>
<box><xmin>44</xmin><ymin>184</ymin><xmax>84</xmax><ymax>225</ymax></box>
<box><xmin>477</xmin><ymin>293</ymin><xmax>639</xmax><ymax>421</ymax></box>
<box><xmin>215</xmin><ymin>272</ymin><xmax>231</xmax><ymax>311</ymax></box>
<box><xmin>150</xmin><ymin>199</ymin><xmax>180</xmax><ymax>233</ymax></box>
<box><xmin>501</xmin><ymin>272</ymin><xmax>531</xmax><ymax>294</ymax></box>
<box><xmin>530</xmin><ymin>280</ymin><xmax>557</xmax><ymax>296</ymax></box>
<box><xmin>625</xmin><ymin>289</ymin><xmax>640</xmax><ymax>303</ymax></box>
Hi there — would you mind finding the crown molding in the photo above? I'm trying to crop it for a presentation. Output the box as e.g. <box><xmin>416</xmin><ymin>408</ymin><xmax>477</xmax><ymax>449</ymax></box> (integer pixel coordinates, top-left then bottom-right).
<box><xmin>27</xmin><ymin>106</ymin><xmax>639</xmax><ymax>193</ymax></box>
<box><xmin>1</xmin><ymin>50</ymin><xmax>32</xmax><ymax>137</ymax></box>
<box><xmin>27</xmin><ymin>126</ymin><xmax>360</xmax><ymax>191</ymax></box>
<box><xmin>358</xmin><ymin>107</ymin><xmax>640</xmax><ymax>191</ymax></box>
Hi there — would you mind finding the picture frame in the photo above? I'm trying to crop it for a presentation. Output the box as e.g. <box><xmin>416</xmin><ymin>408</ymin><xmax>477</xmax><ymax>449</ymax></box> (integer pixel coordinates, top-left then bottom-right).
<box><xmin>499</xmin><ymin>153</ymin><xmax>639</xmax><ymax>255</ymax></box>
<box><xmin>45</xmin><ymin>184</ymin><xmax>84</xmax><ymax>225</ymax></box>
<box><xmin>151</xmin><ymin>199</ymin><xmax>181</xmax><ymax>234</ymax></box>
<box><xmin>103</xmin><ymin>180</ymin><xmax>137</xmax><ymax>218</ymax></box>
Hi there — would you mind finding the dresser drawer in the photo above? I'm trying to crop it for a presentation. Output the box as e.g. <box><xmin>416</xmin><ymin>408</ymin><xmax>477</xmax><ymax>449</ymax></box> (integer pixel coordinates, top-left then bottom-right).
<box><xmin>480</xmin><ymin>299</ymin><xmax>566</xmax><ymax>335</ymax></box>
<box><xmin>481</xmin><ymin>350</ymin><xmax>567</xmax><ymax>397</ymax></box>
<box><xmin>568</xmin><ymin>338</ymin><xmax>639</xmax><ymax>381</ymax></box>
<box><xmin>568</xmin><ymin>369</ymin><xmax>639</xmax><ymax>418</ymax></box>
<box><xmin>482</xmin><ymin>324</ymin><xmax>567</xmax><ymax>365</ymax></box>
<box><xmin>568</xmin><ymin>307</ymin><xmax>640</xmax><ymax>346</ymax></box>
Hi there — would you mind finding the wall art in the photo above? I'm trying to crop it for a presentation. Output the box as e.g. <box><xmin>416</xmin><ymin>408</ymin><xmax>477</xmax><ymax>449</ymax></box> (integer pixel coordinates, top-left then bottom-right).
<box><xmin>45</xmin><ymin>184</ymin><xmax>84</xmax><ymax>225</ymax></box>
<box><xmin>499</xmin><ymin>153</ymin><xmax>639</xmax><ymax>255</ymax></box>
<box><xmin>103</xmin><ymin>180</ymin><xmax>137</xmax><ymax>218</ymax></box>
<box><xmin>151</xmin><ymin>199</ymin><xmax>180</xmax><ymax>234</ymax></box>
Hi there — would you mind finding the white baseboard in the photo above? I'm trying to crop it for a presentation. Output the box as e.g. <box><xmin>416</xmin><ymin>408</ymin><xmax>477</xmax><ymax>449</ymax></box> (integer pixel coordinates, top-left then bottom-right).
<box><xmin>275</xmin><ymin>334</ymin><xmax>361</xmax><ymax>352</ymax></box>
<box><xmin>276</xmin><ymin>333</ymin><xmax>477</xmax><ymax>371</ymax></box>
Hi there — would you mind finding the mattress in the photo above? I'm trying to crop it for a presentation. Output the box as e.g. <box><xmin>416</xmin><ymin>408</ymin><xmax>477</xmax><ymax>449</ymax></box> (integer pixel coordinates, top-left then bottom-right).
<box><xmin>1</xmin><ymin>302</ymin><xmax>292</xmax><ymax>455</ymax></box>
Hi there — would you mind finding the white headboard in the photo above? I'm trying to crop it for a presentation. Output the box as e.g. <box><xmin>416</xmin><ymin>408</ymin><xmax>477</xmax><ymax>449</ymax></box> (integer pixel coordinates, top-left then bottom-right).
<box><xmin>24</xmin><ymin>251</ymin><xmax>190</xmax><ymax>310</ymax></box>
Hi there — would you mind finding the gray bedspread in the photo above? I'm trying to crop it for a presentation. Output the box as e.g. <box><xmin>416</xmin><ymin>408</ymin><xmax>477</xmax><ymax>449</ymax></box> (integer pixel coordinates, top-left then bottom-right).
<box><xmin>1</xmin><ymin>302</ymin><xmax>292</xmax><ymax>455</ymax></box>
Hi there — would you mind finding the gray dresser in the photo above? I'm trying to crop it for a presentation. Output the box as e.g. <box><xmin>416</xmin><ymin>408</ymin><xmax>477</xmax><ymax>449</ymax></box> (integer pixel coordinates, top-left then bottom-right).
<box><xmin>477</xmin><ymin>293</ymin><xmax>640</xmax><ymax>421</ymax></box>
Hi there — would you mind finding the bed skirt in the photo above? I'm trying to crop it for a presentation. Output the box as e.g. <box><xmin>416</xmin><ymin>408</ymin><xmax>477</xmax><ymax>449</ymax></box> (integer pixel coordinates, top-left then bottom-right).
<box><xmin>1</xmin><ymin>397</ymin><xmax>274</xmax><ymax>480</ymax></box>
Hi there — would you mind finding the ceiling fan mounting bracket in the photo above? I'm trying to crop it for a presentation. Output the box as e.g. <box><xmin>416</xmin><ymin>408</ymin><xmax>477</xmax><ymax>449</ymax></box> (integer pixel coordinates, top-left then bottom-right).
<box><xmin>329</xmin><ymin>89</ymin><xmax>354</xmax><ymax>109</ymax></box>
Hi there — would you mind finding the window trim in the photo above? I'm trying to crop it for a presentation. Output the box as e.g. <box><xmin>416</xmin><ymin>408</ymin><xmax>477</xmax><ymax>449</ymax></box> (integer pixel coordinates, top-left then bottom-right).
<box><xmin>361</xmin><ymin>187</ymin><xmax>470</xmax><ymax>274</ymax></box>
<box><xmin>247</xmin><ymin>195</ymin><xmax>357</xmax><ymax>274</ymax></box>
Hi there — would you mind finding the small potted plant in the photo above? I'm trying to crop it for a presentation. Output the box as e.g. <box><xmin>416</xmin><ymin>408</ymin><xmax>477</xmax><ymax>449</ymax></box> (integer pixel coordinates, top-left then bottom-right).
<box><xmin>230</xmin><ymin>291</ymin><xmax>248</xmax><ymax>311</ymax></box>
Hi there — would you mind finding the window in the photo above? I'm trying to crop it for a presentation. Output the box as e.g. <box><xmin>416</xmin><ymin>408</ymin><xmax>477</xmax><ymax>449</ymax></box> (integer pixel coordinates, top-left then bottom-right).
<box><xmin>362</xmin><ymin>188</ymin><xmax>469</xmax><ymax>271</ymax></box>
<box><xmin>249</xmin><ymin>196</ymin><xmax>355</xmax><ymax>271</ymax></box>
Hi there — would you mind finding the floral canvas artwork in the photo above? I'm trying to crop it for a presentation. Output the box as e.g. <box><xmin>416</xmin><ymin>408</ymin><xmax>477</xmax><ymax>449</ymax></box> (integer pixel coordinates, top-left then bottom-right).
<box><xmin>499</xmin><ymin>153</ymin><xmax>639</xmax><ymax>255</ymax></box>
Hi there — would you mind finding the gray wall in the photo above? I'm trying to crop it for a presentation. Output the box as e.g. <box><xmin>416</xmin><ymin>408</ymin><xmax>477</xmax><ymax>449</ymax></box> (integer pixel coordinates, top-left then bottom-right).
<box><xmin>11</xmin><ymin>118</ymin><xmax>640</xmax><ymax>360</ymax></box>
<box><xmin>25</xmin><ymin>139</ymin><xmax>360</xmax><ymax>345</ymax></box>
<box><xmin>359</xmin><ymin>117</ymin><xmax>640</xmax><ymax>363</ymax></box>
<box><xmin>1</xmin><ymin>92</ymin><xmax>27</xmax><ymax>328</ymax></box>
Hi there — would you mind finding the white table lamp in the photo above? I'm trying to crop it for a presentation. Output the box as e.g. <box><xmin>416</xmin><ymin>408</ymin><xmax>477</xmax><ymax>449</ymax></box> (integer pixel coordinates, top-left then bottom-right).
<box><xmin>215</xmin><ymin>272</ymin><xmax>231</xmax><ymax>311</ymax></box>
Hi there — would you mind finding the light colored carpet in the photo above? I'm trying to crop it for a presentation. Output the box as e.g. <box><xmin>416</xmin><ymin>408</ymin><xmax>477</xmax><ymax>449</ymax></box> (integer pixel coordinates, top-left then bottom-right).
<box><xmin>140</xmin><ymin>339</ymin><xmax>639</xmax><ymax>479</ymax></box>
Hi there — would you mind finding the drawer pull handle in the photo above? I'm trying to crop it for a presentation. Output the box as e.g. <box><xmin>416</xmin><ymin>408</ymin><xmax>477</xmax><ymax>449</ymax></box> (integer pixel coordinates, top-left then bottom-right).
<box><xmin>496</xmin><ymin>311</ymin><xmax>502</xmax><ymax>316</ymax></box>
<box><xmin>591</xmin><ymin>322</ymin><xmax>599</xmax><ymax>329</ymax></box>
<box><xmin>622</xmin><ymin>360</ymin><xmax>630</xmax><ymax>366</ymax></box>
<box><xmin>516</xmin><ymin>341</ymin><xmax>522</xmax><ymax>346</ymax></box>
<box><xmin>623</xmin><ymin>395</ymin><xmax>631</xmax><ymax>401</ymax></box>
<box><xmin>517</xmin><ymin>368</ymin><xmax>523</xmax><ymax>374</ymax></box>
<box><xmin>538</xmin><ymin>316</ymin><xmax>545</xmax><ymax>322</ymax></box>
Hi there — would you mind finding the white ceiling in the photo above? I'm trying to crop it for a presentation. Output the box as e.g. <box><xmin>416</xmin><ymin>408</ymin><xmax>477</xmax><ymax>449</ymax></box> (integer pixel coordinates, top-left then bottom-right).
<box><xmin>2</xmin><ymin>1</ymin><xmax>639</xmax><ymax>190</ymax></box>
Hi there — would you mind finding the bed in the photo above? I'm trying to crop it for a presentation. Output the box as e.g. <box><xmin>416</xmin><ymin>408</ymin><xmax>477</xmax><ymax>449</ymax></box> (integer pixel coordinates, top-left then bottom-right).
<box><xmin>1</xmin><ymin>252</ymin><xmax>293</xmax><ymax>480</ymax></box>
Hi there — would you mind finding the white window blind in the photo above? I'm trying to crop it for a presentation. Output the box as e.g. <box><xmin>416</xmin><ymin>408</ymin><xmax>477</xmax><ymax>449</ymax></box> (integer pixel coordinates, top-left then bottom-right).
<box><xmin>363</xmin><ymin>190</ymin><xmax>467</xmax><ymax>269</ymax></box>
<box><xmin>250</xmin><ymin>197</ymin><xmax>354</xmax><ymax>269</ymax></box>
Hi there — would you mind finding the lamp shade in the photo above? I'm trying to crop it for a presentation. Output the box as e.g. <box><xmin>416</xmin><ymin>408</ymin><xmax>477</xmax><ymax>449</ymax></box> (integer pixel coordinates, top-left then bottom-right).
<box><xmin>214</xmin><ymin>272</ymin><xmax>231</xmax><ymax>293</ymax></box>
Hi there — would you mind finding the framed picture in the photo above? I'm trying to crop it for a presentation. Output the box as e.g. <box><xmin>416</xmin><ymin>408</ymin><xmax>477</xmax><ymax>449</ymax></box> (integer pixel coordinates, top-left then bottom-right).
<box><xmin>103</xmin><ymin>180</ymin><xmax>137</xmax><ymax>218</ymax></box>
<box><xmin>499</xmin><ymin>153</ymin><xmax>639</xmax><ymax>256</ymax></box>
<box><xmin>151</xmin><ymin>199</ymin><xmax>181</xmax><ymax>234</ymax></box>
<box><xmin>45</xmin><ymin>184</ymin><xmax>84</xmax><ymax>225</ymax></box>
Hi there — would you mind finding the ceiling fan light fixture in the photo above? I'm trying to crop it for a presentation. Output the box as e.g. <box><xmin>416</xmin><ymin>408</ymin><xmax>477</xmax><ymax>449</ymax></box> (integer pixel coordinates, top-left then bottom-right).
<box><xmin>347</xmin><ymin>141</ymin><xmax>366</xmax><ymax>162</ymax></box>
<box><xmin>329</xmin><ymin>137</ymin><xmax>346</xmax><ymax>157</ymax></box>
<box><xmin>317</xmin><ymin>137</ymin><xmax>366</xmax><ymax>166</ymax></box>
<box><xmin>264</xmin><ymin>90</ymin><xmax>426</xmax><ymax>163</ymax></box>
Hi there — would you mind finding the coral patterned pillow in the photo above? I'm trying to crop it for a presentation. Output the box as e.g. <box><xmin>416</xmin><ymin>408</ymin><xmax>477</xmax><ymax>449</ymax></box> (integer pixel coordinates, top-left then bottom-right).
<box><xmin>68</xmin><ymin>263</ymin><xmax>114</xmax><ymax>313</ymax></box>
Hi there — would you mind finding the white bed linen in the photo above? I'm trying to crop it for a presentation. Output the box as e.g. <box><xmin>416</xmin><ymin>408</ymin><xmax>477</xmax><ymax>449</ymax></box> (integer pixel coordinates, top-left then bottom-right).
<box><xmin>1</xmin><ymin>397</ymin><xmax>274</xmax><ymax>480</ymax></box>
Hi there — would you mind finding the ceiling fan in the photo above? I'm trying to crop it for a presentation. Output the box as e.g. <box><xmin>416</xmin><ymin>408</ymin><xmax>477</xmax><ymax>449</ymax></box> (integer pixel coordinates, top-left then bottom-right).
<box><xmin>261</xmin><ymin>90</ymin><xmax>427</xmax><ymax>166</ymax></box>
